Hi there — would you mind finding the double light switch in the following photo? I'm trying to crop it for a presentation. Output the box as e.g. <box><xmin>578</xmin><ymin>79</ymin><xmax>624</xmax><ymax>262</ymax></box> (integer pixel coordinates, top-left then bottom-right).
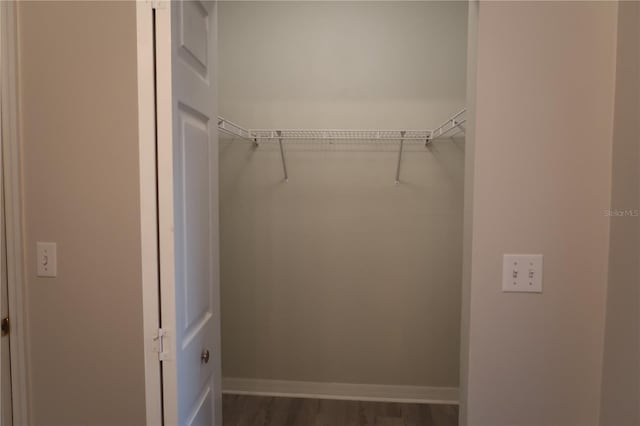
<box><xmin>502</xmin><ymin>254</ymin><xmax>543</xmax><ymax>293</ymax></box>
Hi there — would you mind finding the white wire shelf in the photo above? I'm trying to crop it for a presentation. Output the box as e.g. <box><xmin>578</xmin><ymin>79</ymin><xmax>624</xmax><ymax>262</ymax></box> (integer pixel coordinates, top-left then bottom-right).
<box><xmin>217</xmin><ymin>109</ymin><xmax>465</xmax><ymax>144</ymax></box>
<box><xmin>251</xmin><ymin>129</ymin><xmax>432</xmax><ymax>142</ymax></box>
<box><xmin>217</xmin><ymin>108</ymin><xmax>466</xmax><ymax>183</ymax></box>
<box><xmin>430</xmin><ymin>109</ymin><xmax>466</xmax><ymax>140</ymax></box>
<box><xmin>217</xmin><ymin>117</ymin><xmax>257</xmax><ymax>142</ymax></box>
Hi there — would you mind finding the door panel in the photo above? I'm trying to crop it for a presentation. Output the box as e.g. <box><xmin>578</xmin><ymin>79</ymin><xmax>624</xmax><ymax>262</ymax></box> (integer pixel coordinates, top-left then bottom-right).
<box><xmin>156</xmin><ymin>1</ymin><xmax>221</xmax><ymax>425</ymax></box>
<box><xmin>178</xmin><ymin>1</ymin><xmax>208</xmax><ymax>77</ymax></box>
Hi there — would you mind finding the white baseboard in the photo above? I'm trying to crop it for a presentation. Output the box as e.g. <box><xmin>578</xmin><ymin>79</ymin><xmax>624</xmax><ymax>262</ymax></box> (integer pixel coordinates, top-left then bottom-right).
<box><xmin>222</xmin><ymin>378</ymin><xmax>459</xmax><ymax>405</ymax></box>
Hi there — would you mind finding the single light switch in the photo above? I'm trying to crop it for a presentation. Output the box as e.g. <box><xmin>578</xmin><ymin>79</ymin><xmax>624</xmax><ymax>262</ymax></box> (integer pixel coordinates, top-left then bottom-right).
<box><xmin>37</xmin><ymin>242</ymin><xmax>57</xmax><ymax>277</ymax></box>
<box><xmin>502</xmin><ymin>254</ymin><xmax>543</xmax><ymax>293</ymax></box>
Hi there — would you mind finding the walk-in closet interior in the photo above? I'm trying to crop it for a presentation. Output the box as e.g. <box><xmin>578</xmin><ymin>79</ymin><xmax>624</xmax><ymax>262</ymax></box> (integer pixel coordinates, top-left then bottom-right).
<box><xmin>217</xmin><ymin>2</ymin><xmax>468</xmax><ymax>424</ymax></box>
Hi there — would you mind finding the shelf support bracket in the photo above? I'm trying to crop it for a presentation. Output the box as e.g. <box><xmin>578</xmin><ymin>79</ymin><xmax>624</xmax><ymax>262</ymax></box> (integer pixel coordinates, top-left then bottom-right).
<box><xmin>395</xmin><ymin>131</ymin><xmax>406</xmax><ymax>184</ymax></box>
<box><xmin>277</xmin><ymin>130</ymin><xmax>289</xmax><ymax>182</ymax></box>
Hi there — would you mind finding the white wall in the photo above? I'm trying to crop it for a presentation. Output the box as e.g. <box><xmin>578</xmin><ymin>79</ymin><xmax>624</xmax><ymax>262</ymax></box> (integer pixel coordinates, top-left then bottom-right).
<box><xmin>17</xmin><ymin>2</ymin><xmax>147</xmax><ymax>424</ymax></box>
<box><xmin>599</xmin><ymin>2</ymin><xmax>640</xmax><ymax>425</ymax></box>
<box><xmin>218</xmin><ymin>1</ymin><xmax>467</xmax><ymax>388</ymax></box>
<box><xmin>463</xmin><ymin>2</ymin><xmax>618</xmax><ymax>425</ymax></box>
<box><xmin>13</xmin><ymin>2</ymin><xmax>633</xmax><ymax>424</ymax></box>
<box><xmin>220</xmin><ymin>1</ymin><xmax>467</xmax><ymax>129</ymax></box>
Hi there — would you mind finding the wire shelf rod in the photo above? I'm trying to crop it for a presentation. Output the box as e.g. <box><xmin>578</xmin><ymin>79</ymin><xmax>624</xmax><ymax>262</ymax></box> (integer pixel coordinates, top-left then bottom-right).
<box><xmin>395</xmin><ymin>131</ymin><xmax>406</xmax><ymax>184</ymax></box>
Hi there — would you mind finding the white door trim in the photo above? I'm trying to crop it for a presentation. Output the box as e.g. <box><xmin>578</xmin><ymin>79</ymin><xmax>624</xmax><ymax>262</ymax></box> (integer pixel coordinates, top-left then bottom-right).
<box><xmin>1</xmin><ymin>2</ymin><xmax>29</xmax><ymax>425</ymax></box>
<box><xmin>152</xmin><ymin>2</ymin><xmax>178</xmax><ymax>423</ymax></box>
<box><xmin>136</xmin><ymin>2</ymin><xmax>163</xmax><ymax>425</ymax></box>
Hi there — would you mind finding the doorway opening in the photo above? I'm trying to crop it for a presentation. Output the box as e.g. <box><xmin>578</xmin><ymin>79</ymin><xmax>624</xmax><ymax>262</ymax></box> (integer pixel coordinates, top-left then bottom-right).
<box><xmin>144</xmin><ymin>2</ymin><xmax>470</xmax><ymax>424</ymax></box>
<box><xmin>216</xmin><ymin>2</ymin><xmax>467</xmax><ymax>425</ymax></box>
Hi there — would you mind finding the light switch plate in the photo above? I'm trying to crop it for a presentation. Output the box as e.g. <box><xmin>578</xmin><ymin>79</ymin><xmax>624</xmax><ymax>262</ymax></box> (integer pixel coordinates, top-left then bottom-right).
<box><xmin>36</xmin><ymin>242</ymin><xmax>57</xmax><ymax>277</ymax></box>
<box><xmin>502</xmin><ymin>254</ymin><xmax>543</xmax><ymax>293</ymax></box>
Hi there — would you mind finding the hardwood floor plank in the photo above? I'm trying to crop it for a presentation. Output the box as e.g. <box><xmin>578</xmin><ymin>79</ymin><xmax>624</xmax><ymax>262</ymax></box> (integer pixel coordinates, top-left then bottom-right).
<box><xmin>344</xmin><ymin>400</ymin><xmax>361</xmax><ymax>426</ymax></box>
<box><xmin>357</xmin><ymin>401</ymin><xmax>377</xmax><ymax>426</ymax></box>
<box><xmin>382</xmin><ymin>402</ymin><xmax>403</xmax><ymax>419</ymax></box>
<box><xmin>222</xmin><ymin>395</ymin><xmax>458</xmax><ymax>426</ymax></box>
<box><xmin>315</xmin><ymin>399</ymin><xmax>347</xmax><ymax>426</ymax></box>
<box><xmin>400</xmin><ymin>403</ymin><xmax>423</xmax><ymax>426</ymax></box>
<box><xmin>267</xmin><ymin>396</ymin><xmax>295</xmax><ymax>426</ymax></box>
<box><xmin>430</xmin><ymin>404</ymin><xmax>458</xmax><ymax>426</ymax></box>
<box><xmin>375</xmin><ymin>418</ymin><xmax>405</xmax><ymax>426</ymax></box>
<box><xmin>418</xmin><ymin>404</ymin><xmax>436</xmax><ymax>426</ymax></box>
<box><xmin>222</xmin><ymin>394</ymin><xmax>242</xmax><ymax>426</ymax></box>
<box><xmin>288</xmin><ymin>397</ymin><xmax>318</xmax><ymax>426</ymax></box>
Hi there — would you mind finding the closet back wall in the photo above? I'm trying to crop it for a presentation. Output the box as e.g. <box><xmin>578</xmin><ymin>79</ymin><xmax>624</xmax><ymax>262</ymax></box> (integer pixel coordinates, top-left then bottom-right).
<box><xmin>218</xmin><ymin>1</ymin><xmax>467</xmax><ymax>390</ymax></box>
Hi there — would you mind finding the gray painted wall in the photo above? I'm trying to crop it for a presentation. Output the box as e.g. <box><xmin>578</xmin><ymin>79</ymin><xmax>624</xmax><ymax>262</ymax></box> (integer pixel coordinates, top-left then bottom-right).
<box><xmin>463</xmin><ymin>2</ymin><xmax>618</xmax><ymax>425</ymax></box>
<box><xmin>600</xmin><ymin>2</ymin><xmax>640</xmax><ymax>425</ymax></box>
<box><xmin>17</xmin><ymin>2</ymin><xmax>147</xmax><ymax>425</ymax></box>
<box><xmin>218</xmin><ymin>1</ymin><xmax>467</xmax><ymax>388</ymax></box>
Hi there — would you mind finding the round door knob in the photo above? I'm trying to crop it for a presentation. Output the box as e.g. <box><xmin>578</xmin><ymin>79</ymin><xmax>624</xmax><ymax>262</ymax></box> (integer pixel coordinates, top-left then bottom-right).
<box><xmin>201</xmin><ymin>349</ymin><xmax>210</xmax><ymax>364</ymax></box>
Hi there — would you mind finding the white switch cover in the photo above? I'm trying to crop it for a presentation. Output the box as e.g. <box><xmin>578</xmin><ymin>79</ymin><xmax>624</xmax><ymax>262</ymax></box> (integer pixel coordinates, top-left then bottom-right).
<box><xmin>502</xmin><ymin>254</ymin><xmax>543</xmax><ymax>293</ymax></box>
<box><xmin>36</xmin><ymin>242</ymin><xmax>57</xmax><ymax>277</ymax></box>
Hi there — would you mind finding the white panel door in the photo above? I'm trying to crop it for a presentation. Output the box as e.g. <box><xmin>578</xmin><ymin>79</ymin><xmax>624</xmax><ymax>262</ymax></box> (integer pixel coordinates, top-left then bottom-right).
<box><xmin>155</xmin><ymin>2</ymin><xmax>221</xmax><ymax>425</ymax></box>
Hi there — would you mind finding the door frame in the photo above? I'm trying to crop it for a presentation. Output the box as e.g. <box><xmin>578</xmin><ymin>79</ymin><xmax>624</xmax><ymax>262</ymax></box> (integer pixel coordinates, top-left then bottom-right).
<box><xmin>135</xmin><ymin>2</ymin><xmax>478</xmax><ymax>425</ymax></box>
<box><xmin>0</xmin><ymin>1</ymin><xmax>29</xmax><ymax>425</ymax></box>
<box><xmin>136</xmin><ymin>1</ymin><xmax>164</xmax><ymax>425</ymax></box>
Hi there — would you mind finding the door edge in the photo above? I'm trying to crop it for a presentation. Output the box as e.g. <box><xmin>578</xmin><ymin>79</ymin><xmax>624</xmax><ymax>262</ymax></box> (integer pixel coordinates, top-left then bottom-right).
<box><xmin>136</xmin><ymin>2</ymin><xmax>163</xmax><ymax>425</ymax></box>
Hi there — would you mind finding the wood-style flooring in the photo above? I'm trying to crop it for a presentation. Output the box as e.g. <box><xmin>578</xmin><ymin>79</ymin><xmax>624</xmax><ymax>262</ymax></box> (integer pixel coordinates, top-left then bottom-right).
<box><xmin>222</xmin><ymin>395</ymin><xmax>458</xmax><ymax>426</ymax></box>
